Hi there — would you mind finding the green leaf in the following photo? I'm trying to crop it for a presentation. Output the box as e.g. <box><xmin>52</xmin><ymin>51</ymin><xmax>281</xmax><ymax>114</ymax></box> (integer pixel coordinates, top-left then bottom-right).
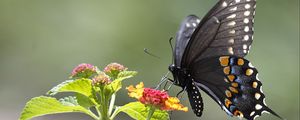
<box><xmin>76</xmin><ymin>93</ymin><xmax>94</xmax><ymax>108</ymax></box>
<box><xmin>117</xmin><ymin>71</ymin><xmax>137</xmax><ymax>79</ymax></box>
<box><xmin>19</xmin><ymin>96</ymin><xmax>98</xmax><ymax>120</ymax></box>
<box><xmin>101</xmin><ymin>74</ymin><xmax>131</xmax><ymax>97</ymax></box>
<box><xmin>47</xmin><ymin>79</ymin><xmax>92</xmax><ymax>97</ymax></box>
<box><xmin>59</xmin><ymin>96</ymin><xmax>79</xmax><ymax>106</ymax></box>
<box><xmin>117</xmin><ymin>102</ymin><xmax>169</xmax><ymax>120</ymax></box>
<box><xmin>47</xmin><ymin>79</ymin><xmax>97</xmax><ymax>105</ymax></box>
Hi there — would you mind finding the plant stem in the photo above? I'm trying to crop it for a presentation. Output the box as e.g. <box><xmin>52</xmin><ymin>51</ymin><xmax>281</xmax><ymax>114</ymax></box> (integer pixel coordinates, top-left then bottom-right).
<box><xmin>85</xmin><ymin>109</ymin><xmax>100</xmax><ymax>120</ymax></box>
<box><xmin>109</xmin><ymin>106</ymin><xmax>120</xmax><ymax>120</ymax></box>
<box><xmin>146</xmin><ymin>106</ymin><xmax>156</xmax><ymax>120</ymax></box>
<box><xmin>108</xmin><ymin>93</ymin><xmax>116</xmax><ymax>116</ymax></box>
<box><xmin>99</xmin><ymin>92</ymin><xmax>110</xmax><ymax>120</ymax></box>
<box><xmin>95</xmin><ymin>105</ymin><xmax>102</xmax><ymax>119</ymax></box>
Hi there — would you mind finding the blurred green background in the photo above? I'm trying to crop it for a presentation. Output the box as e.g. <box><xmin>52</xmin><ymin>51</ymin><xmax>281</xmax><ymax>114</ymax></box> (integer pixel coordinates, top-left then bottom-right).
<box><xmin>0</xmin><ymin>0</ymin><xmax>299</xmax><ymax>120</ymax></box>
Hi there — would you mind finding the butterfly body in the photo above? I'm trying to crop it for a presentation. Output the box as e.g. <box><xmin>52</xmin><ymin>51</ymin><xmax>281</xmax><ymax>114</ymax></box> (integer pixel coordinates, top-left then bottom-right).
<box><xmin>168</xmin><ymin>0</ymin><xmax>282</xmax><ymax>120</ymax></box>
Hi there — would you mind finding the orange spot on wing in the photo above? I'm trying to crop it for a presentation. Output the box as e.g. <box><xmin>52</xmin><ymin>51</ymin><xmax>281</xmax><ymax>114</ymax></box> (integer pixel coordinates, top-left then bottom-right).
<box><xmin>225</xmin><ymin>99</ymin><xmax>232</xmax><ymax>108</ymax></box>
<box><xmin>229</xmin><ymin>87</ymin><xmax>239</xmax><ymax>93</ymax></box>
<box><xmin>227</xmin><ymin>75</ymin><xmax>236</xmax><ymax>82</ymax></box>
<box><xmin>246</xmin><ymin>69</ymin><xmax>254</xmax><ymax>76</ymax></box>
<box><xmin>219</xmin><ymin>56</ymin><xmax>230</xmax><ymax>66</ymax></box>
<box><xmin>225</xmin><ymin>90</ymin><xmax>232</xmax><ymax>98</ymax></box>
<box><xmin>237</xmin><ymin>58</ymin><xmax>244</xmax><ymax>66</ymax></box>
<box><xmin>234</xmin><ymin>110</ymin><xmax>244</xmax><ymax>118</ymax></box>
<box><xmin>223</xmin><ymin>66</ymin><xmax>231</xmax><ymax>75</ymax></box>
<box><xmin>252</xmin><ymin>81</ymin><xmax>258</xmax><ymax>88</ymax></box>
<box><xmin>231</xmin><ymin>82</ymin><xmax>239</xmax><ymax>87</ymax></box>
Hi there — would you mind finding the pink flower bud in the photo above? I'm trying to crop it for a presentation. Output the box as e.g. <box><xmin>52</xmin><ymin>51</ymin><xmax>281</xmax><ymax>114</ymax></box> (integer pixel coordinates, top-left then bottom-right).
<box><xmin>70</xmin><ymin>63</ymin><xmax>97</xmax><ymax>79</ymax></box>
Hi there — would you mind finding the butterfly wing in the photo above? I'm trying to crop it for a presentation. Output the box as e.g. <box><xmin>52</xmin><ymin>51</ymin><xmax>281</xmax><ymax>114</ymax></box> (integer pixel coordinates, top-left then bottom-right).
<box><xmin>174</xmin><ymin>15</ymin><xmax>201</xmax><ymax>66</ymax></box>
<box><xmin>181</xmin><ymin>0</ymin><xmax>256</xmax><ymax>67</ymax></box>
<box><xmin>190</xmin><ymin>56</ymin><xmax>282</xmax><ymax>120</ymax></box>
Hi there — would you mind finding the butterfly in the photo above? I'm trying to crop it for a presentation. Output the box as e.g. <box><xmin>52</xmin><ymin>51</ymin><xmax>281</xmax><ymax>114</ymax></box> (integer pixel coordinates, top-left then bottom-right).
<box><xmin>168</xmin><ymin>0</ymin><xmax>283</xmax><ymax>119</ymax></box>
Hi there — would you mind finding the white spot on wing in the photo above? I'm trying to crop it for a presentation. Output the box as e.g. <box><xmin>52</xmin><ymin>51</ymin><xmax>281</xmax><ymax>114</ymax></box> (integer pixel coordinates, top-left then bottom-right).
<box><xmin>227</xmin><ymin>14</ymin><xmax>236</xmax><ymax>19</ymax></box>
<box><xmin>255</xmin><ymin>93</ymin><xmax>261</xmax><ymax>100</ymax></box>
<box><xmin>244</xmin><ymin>11</ymin><xmax>251</xmax><ymax>16</ymax></box>
<box><xmin>244</xmin><ymin>18</ymin><xmax>250</xmax><ymax>23</ymax></box>
<box><xmin>245</xmin><ymin>4</ymin><xmax>251</xmax><ymax>9</ymax></box>
<box><xmin>228</xmin><ymin>47</ymin><xmax>234</xmax><ymax>54</ymax></box>
<box><xmin>253</xmin><ymin>115</ymin><xmax>259</xmax><ymax>120</ymax></box>
<box><xmin>244</xmin><ymin>26</ymin><xmax>250</xmax><ymax>32</ymax></box>
<box><xmin>244</xmin><ymin>35</ymin><xmax>250</xmax><ymax>41</ymax></box>
<box><xmin>229</xmin><ymin>38</ymin><xmax>234</xmax><ymax>44</ymax></box>
<box><xmin>192</xmin><ymin>23</ymin><xmax>197</xmax><ymax>27</ymax></box>
<box><xmin>249</xmin><ymin>62</ymin><xmax>254</xmax><ymax>68</ymax></box>
<box><xmin>255</xmin><ymin>104</ymin><xmax>263</xmax><ymax>110</ymax></box>
<box><xmin>186</xmin><ymin>23</ymin><xmax>191</xmax><ymax>27</ymax></box>
<box><xmin>228</xmin><ymin>21</ymin><xmax>236</xmax><ymax>26</ymax></box>
<box><xmin>230</xmin><ymin>7</ymin><xmax>237</xmax><ymax>11</ymax></box>
<box><xmin>243</xmin><ymin>44</ymin><xmax>248</xmax><ymax>49</ymax></box>
<box><xmin>250</xmin><ymin>111</ymin><xmax>255</xmax><ymax>116</ymax></box>
<box><xmin>222</xmin><ymin>2</ymin><xmax>228</xmax><ymax>7</ymax></box>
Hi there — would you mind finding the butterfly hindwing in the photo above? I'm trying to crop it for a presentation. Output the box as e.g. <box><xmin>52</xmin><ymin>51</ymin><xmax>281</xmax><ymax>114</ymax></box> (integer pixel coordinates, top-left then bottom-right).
<box><xmin>190</xmin><ymin>56</ymin><xmax>282</xmax><ymax>120</ymax></box>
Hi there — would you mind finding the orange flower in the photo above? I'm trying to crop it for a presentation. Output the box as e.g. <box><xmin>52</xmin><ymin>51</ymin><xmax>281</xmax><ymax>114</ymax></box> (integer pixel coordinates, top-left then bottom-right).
<box><xmin>126</xmin><ymin>82</ymin><xmax>144</xmax><ymax>99</ymax></box>
<box><xmin>163</xmin><ymin>97</ymin><xmax>188</xmax><ymax>112</ymax></box>
<box><xmin>127</xmin><ymin>82</ymin><xmax>188</xmax><ymax>112</ymax></box>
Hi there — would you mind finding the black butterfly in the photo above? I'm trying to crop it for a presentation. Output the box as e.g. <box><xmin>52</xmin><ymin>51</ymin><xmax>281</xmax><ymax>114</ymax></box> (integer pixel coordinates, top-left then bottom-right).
<box><xmin>168</xmin><ymin>0</ymin><xmax>282</xmax><ymax>119</ymax></box>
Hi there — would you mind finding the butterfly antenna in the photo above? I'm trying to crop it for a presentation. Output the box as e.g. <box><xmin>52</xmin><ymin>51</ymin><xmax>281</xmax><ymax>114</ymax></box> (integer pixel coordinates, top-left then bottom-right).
<box><xmin>143</xmin><ymin>48</ymin><xmax>160</xmax><ymax>59</ymax></box>
<box><xmin>168</xmin><ymin>37</ymin><xmax>174</xmax><ymax>64</ymax></box>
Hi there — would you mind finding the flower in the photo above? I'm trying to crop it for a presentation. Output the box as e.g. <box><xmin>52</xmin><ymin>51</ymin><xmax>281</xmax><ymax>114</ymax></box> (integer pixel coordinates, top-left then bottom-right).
<box><xmin>163</xmin><ymin>97</ymin><xmax>188</xmax><ymax>112</ymax></box>
<box><xmin>92</xmin><ymin>72</ymin><xmax>111</xmax><ymax>85</ymax></box>
<box><xmin>104</xmin><ymin>63</ymin><xmax>127</xmax><ymax>78</ymax></box>
<box><xmin>127</xmin><ymin>82</ymin><xmax>144</xmax><ymax>99</ymax></box>
<box><xmin>140</xmin><ymin>88</ymin><xmax>169</xmax><ymax>107</ymax></box>
<box><xmin>127</xmin><ymin>82</ymin><xmax>188</xmax><ymax>112</ymax></box>
<box><xmin>70</xmin><ymin>63</ymin><xmax>97</xmax><ymax>79</ymax></box>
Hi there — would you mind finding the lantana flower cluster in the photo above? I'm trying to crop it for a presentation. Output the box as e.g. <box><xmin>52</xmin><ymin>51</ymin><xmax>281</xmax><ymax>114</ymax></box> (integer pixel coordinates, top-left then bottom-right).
<box><xmin>70</xmin><ymin>62</ymin><xmax>127</xmax><ymax>86</ymax></box>
<box><xmin>127</xmin><ymin>82</ymin><xmax>188</xmax><ymax>112</ymax></box>
<box><xmin>70</xmin><ymin>63</ymin><xmax>97</xmax><ymax>79</ymax></box>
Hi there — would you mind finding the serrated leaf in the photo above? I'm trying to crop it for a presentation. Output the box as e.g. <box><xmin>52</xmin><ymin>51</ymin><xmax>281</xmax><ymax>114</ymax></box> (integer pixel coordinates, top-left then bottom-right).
<box><xmin>117</xmin><ymin>71</ymin><xmax>137</xmax><ymax>79</ymax></box>
<box><xmin>19</xmin><ymin>96</ymin><xmax>96</xmax><ymax>120</ymax></box>
<box><xmin>118</xmin><ymin>102</ymin><xmax>169</xmax><ymax>120</ymax></box>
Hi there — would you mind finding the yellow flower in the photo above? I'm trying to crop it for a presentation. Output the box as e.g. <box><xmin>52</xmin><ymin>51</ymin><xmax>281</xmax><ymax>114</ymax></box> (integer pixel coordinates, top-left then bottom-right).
<box><xmin>126</xmin><ymin>82</ymin><xmax>144</xmax><ymax>99</ymax></box>
<box><xmin>163</xmin><ymin>97</ymin><xmax>188</xmax><ymax>112</ymax></box>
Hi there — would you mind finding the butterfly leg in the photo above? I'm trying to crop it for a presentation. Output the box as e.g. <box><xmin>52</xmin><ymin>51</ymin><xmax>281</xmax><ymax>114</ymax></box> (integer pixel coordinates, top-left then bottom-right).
<box><xmin>176</xmin><ymin>86</ymin><xmax>187</xmax><ymax>98</ymax></box>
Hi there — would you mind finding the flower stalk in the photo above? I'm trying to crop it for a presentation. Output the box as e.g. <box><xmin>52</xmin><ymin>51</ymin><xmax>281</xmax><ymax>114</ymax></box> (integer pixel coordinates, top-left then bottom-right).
<box><xmin>146</xmin><ymin>106</ymin><xmax>156</xmax><ymax>120</ymax></box>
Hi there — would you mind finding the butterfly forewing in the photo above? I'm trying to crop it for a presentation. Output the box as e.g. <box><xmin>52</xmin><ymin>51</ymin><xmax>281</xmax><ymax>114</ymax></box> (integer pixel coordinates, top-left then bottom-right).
<box><xmin>182</xmin><ymin>0</ymin><xmax>256</xmax><ymax>67</ymax></box>
<box><xmin>174</xmin><ymin>15</ymin><xmax>200</xmax><ymax>66</ymax></box>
